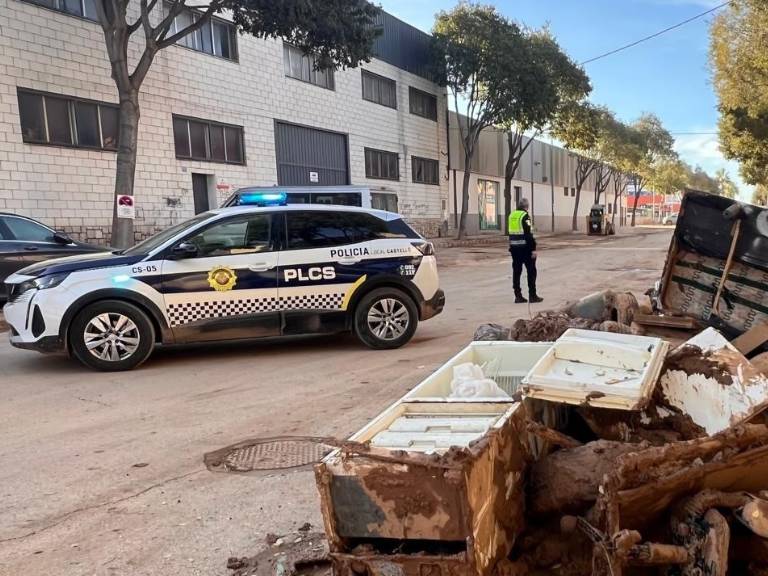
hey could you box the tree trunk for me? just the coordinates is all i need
[503,176,512,235]
[630,190,639,227]
[457,155,472,240]
[572,183,582,231]
[111,90,141,248]
[503,132,523,235]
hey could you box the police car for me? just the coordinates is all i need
[3,194,444,371]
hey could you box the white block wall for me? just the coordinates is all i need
[448,169,628,235]
[0,0,450,243]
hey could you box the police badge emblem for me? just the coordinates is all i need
[207,266,237,291]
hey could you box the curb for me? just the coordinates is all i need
[433,236,507,249]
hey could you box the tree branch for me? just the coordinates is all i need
[157,1,219,48]
[155,0,190,43]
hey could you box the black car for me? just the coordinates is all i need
[0,213,102,300]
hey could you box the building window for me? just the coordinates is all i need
[371,192,398,213]
[409,87,437,121]
[478,179,500,230]
[412,156,439,185]
[21,0,98,20]
[564,187,569,197]
[362,70,397,109]
[282,43,335,90]
[608,203,613,214]
[364,148,399,181]
[172,115,244,164]
[168,4,237,61]
[571,187,576,197]
[17,89,118,150]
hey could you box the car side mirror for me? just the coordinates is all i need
[171,242,198,259]
[53,232,72,245]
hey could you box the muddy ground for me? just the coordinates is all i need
[0,228,672,576]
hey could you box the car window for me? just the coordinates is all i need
[2,216,53,242]
[286,211,393,250]
[187,214,271,257]
[123,212,213,256]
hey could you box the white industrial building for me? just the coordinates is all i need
[0,0,625,242]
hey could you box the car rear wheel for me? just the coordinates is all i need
[70,300,155,371]
[353,287,418,349]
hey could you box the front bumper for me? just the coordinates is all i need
[420,289,445,321]
[3,290,65,353]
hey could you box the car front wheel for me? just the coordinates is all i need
[69,300,155,371]
[353,287,418,349]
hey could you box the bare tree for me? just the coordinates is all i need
[94,0,379,247]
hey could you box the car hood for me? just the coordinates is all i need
[17,251,147,278]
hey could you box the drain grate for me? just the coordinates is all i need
[205,437,334,473]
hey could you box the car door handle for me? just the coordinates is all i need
[248,263,275,272]
[23,246,39,251]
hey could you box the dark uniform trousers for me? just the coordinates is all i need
[511,248,537,297]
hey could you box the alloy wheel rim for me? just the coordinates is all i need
[84,313,140,362]
[367,298,409,341]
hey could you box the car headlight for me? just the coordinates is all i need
[16,272,69,295]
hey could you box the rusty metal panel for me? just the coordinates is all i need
[326,459,468,541]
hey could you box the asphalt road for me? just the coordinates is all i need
[0,228,672,576]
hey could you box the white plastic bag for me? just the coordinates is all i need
[449,362,510,399]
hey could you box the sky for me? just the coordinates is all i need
[378,0,750,199]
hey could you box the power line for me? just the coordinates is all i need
[669,131,719,135]
[580,1,731,65]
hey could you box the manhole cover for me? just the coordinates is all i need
[204,437,334,473]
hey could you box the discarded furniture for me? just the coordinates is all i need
[660,327,768,435]
[522,329,669,410]
[315,342,551,576]
[402,341,551,402]
[659,190,768,337]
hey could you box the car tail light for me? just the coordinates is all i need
[411,241,435,256]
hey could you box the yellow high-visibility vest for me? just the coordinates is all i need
[508,210,527,234]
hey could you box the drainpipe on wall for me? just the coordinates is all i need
[446,105,458,229]
[549,141,555,233]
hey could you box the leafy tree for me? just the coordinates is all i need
[95,0,379,247]
[650,159,688,217]
[433,3,514,239]
[685,164,720,194]
[711,0,768,187]
[494,28,590,232]
[551,101,610,230]
[626,113,675,226]
[715,168,739,199]
[753,184,768,206]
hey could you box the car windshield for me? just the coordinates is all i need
[121,212,214,256]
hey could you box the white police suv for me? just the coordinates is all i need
[3,196,444,371]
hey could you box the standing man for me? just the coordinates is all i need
[508,198,543,304]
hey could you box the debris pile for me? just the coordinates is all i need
[473,289,647,343]
[301,313,768,576]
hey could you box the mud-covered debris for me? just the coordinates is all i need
[664,344,734,386]
[563,290,639,326]
[227,532,330,576]
[474,323,510,341]
[528,440,647,516]
[510,312,574,342]
[298,522,312,533]
[265,533,279,545]
[227,557,250,570]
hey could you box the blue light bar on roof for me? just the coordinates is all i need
[238,191,288,206]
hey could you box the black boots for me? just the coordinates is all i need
[529,294,544,303]
[514,294,528,303]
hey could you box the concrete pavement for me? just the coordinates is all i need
[0,228,672,576]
